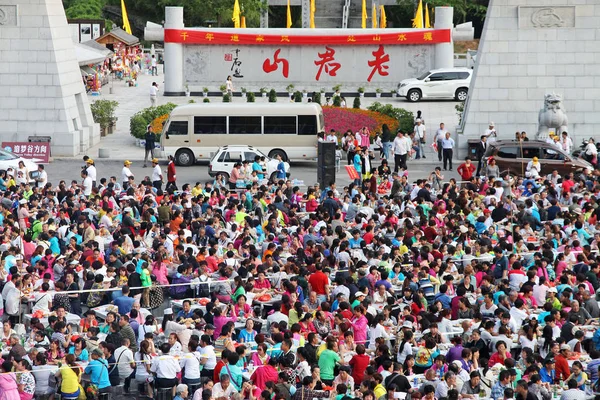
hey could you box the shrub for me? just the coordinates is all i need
[293,91,303,103]
[247,92,256,102]
[313,92,322,105]
[90,99,118,130]
[323,106,399,137]
[353,97,361,109]
[332,96,342,107]
[268,89,277,103]
[188,99,196,104]
[219,84,227,92]
[203,98,210,103]
[130,102,177,139]
[223,94,231,102]
[367,102,415,133]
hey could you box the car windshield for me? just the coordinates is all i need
[0,149,19,161]
[417,71,431,80]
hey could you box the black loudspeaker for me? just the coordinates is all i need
[317,141,336,187]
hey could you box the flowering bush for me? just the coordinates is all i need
[323,106,399,138]
[129,102,178,139]
[150,114,170,135]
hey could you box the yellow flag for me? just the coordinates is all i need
[310,0,316,28]
[287,0,292,28]
[412,0,424,28]
[361,0,367,29]
[241,16,246,28]
[371,4,377,28]
[121,0,132,35]
[232,0,241,28]
[379,5,386,29]
[425,4,431,28]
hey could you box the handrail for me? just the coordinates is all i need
[342,0,351,28]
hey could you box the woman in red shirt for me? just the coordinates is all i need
[349,344,371,384]
[488,340,512,367]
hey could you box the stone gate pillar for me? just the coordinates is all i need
[164,7,184,95]
[434,6,454,69]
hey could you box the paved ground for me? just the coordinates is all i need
[73,66,462,163]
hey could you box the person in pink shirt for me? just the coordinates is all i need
[212,306,236,339]
[151,255,169,285]
[347,305,368,346]
[253,272,271,291]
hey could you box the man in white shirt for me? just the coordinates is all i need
[392,131,411,172]
[212,374,238,398]
[414,119,426,159]
[80,169,92,197]
[114,338,136,392]
[121,160,134,190]
[150,343,181,393]
[198,334,217,377]
[267,303,289,329]
[561,131,573,154]
[325,129,337,144]
[150,82,159,106]
[85,159,97,187]
[151,55,158,76]
[484,122,497,143]
[35,165,48,188]
[441,132,455,171]
[151,158,163,191]
[434,123,447,162]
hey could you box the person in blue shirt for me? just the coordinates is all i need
[252,156,264,180]
[219,351,243,391]
[275,154,286,180]
[84,348,112,394]
[113,286,135,315]
[348,229,364,249]
[539,358,557,383]
[434,284,452,309]
[177,300,195,320]
[352,147,362,186]
[48,231,61,255]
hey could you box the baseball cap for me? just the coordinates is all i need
[560,344,571,351]
[124,160,132,166]
[152,158,159,163]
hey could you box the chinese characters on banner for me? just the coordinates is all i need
[262,49,290,78]
[2,142,50,164]
[262,45,390,82]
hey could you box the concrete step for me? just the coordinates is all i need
[314,0,345,28]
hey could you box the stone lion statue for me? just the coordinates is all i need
[537,93,568,140]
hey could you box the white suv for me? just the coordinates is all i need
[397,68,472,102]
[208,145,290,182]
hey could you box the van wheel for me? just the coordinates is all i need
[175,149,195,166]
[455,88,468,101]
[407,89,421,102]
[268,149,288,161]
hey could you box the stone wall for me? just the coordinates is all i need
[0,0,99,156]
[460,0,600,151]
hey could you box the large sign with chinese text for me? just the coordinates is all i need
[2,142,50,164]
[165,29,451,46]
[172,28,448,89]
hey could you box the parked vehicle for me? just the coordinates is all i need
[208,145,290,182]
[484,140,592,177]
[161,103,323,166]
[397,68,472,102]
[0,148,40,182]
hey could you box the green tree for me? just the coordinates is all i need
[394,0,487,32]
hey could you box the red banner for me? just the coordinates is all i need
[2,142,50,164]
[164,29,451,46]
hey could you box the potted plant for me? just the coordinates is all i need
[203,98,211,103]
[313,91,322,105]
[268,89,277,103]
[353,97,361,109]
[332,84,342,93]
[260,87,268,98]
[219,84,227,95]
[286,84,295,93]
[320,87,326,93]
[375,88,382,98]
[247,92,256,102]
[241,87,247,98]
[357,87,365,98]
[391,89,397,98]
[293,91,303,103]
[91,99,119,137]
[184,83,190,97]
[202,87,209,98]
[223,93,231,103]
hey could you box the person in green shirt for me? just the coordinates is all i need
[318,340,342,385]
[232,276,246,302]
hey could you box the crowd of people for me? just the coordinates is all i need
[0,123,598,400]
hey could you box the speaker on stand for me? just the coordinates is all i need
[317,141,336,188]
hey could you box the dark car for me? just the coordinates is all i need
[485,140,592,177]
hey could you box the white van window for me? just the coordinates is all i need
[298,115,318,135]
[264,116,296,134]
[165,121,188,135]
[229,116,261,134]
[194,116,226,134]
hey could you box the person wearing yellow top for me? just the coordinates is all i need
[373,373,387,399]
[56,354,82,399]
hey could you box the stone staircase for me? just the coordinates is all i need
[314,0,345,28]
[347,0,366,28]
